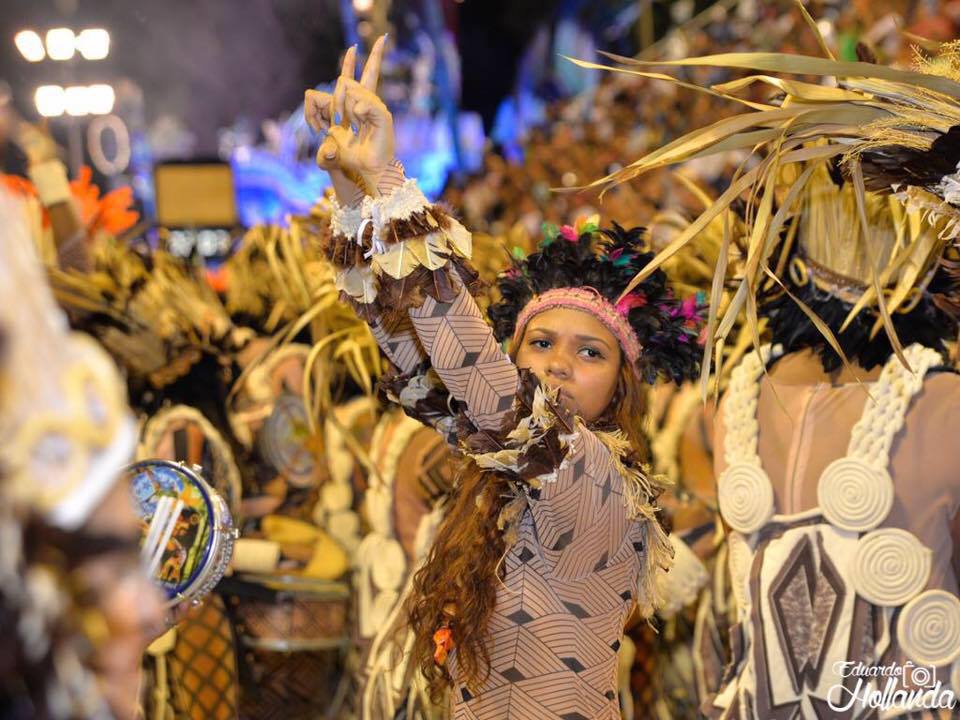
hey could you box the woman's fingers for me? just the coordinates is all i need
[312,39,393,182]
[304,89,333,132]
[334,45,357,126]
[359,35,387,91]
[342,78,390,129]
[341,44,357,80]
[316,132,341,170]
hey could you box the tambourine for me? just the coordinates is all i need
[124,459,238,606]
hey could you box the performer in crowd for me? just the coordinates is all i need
[587,34,960,718]
[0,117,100,271]
[304,37,704,719]
[0,188,166,719]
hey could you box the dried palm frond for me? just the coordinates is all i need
[565,8,960,378]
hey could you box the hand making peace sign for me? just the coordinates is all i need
[304,35,394,202]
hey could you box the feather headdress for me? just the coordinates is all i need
[489,220,705,385]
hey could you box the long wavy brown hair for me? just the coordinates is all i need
[404,350,649,701]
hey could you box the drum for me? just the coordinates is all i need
[231,573,351,652]
[229,573,352,719]
[143,594,241,720]
[125,459,237,606]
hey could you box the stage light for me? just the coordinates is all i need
[353,0,373,12]
[87,84,115,114]
[35,85,66,117]
[45,27,76,60]
[15,30,45,62]
[76,28,110,60]
[65,85,90,116]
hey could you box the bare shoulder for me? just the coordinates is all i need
[917,368,960,399]
[910,368,960,436]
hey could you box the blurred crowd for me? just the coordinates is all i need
[443,0,960,240]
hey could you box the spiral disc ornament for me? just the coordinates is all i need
[850,529,931,606]
[897,590,960,667]
[717,462,775,534]
[817,457,894,532]
[259,393,318,488]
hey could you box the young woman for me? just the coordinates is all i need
[305,37,703,719]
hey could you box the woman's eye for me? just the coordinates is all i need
[580,347,604,360]
[530,339,551,349]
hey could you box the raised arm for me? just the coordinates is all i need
[327,157,519,432]
[16,121,91,272]
[312,38,520,432]
[407,270,519,430]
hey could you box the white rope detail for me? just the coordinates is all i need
[847,344,943,469]
[722,345,782,467]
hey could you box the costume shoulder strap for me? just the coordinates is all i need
[846,344,944,470]
[721,345,782,468]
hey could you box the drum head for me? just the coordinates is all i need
[259,392,318,488]
[125,460,216,601]
[230,344,323,489]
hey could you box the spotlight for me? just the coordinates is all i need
[87,84,115,114]
[65,85,90,116]
[45,27,76,61]
[76,28,110,60]
[14,30,45,62]
[35,85,66,117]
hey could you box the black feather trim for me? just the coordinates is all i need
[760,253,955,371]
[858,124,960,194]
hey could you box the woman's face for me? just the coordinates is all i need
[515,307,622,423]
[80,480,167,720]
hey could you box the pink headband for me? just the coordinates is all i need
[512,287,642,364]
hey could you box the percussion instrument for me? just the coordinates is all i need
[143,595,241,720]
[229,573,352,719]
[125,459,237,606]
[232,572,351,652]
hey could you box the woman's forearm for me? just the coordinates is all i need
[326,172,519,431]
[406,271,518,431]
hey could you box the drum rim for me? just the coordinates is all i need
[234,572,351,598]
[190,491,235,602]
